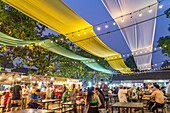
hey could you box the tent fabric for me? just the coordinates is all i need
[0,32,115,74]
[2,0,131,73]
[0,32,41,46]
[102,0,157,70]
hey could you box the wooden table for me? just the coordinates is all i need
[38,99,59,109]
[62,101,85,113]
[10,109,55,113]
[130,97,150,102]
[112,102,144,113]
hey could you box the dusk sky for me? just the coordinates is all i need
[44,0,170,68]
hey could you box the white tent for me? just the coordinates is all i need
[102,0,158,70]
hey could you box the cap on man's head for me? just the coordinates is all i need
[119,84,123,88]
[154,84,160,89]
[100,79,104,81]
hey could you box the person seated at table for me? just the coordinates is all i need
[161,86,166,96]
[78,89,84,100]
[31,83,38,94]
[85,87,101,113]
[62,89,70,103]
[95,88,105,108]
[26,89,42,109]
[143,84,164,112]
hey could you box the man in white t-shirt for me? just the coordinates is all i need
[118,84,132,102]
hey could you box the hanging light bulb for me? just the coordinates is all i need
[9,77,12,81]
[51,41,53,43]
[139,11,142,17]
[105,25,108,28]
[97,27,101,31]
[16,46,17,47]
[164,45,167,48]
[91,29,93,32]
[148,7,152,13]
[159,5,163,9]
[78,33,80,36]
[113,22,116,25]
[121,17,124,22]
[61,38,63,41]
[84,31,86,34]
[55,40,58,42]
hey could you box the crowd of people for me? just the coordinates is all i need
[0,79,169,113]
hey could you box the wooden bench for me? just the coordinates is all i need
[62,108,74,113]
[51,106,62,110]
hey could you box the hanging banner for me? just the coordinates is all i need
[102,0,158,70]
[0,31,115,74]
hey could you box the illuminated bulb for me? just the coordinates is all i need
[9,77,12,81]
[105,25,108,28]
[27,45,29,47]
[17,78,21,81]
[164,45,167,48]
[139,12,142,17]
[16,46,17,47]
[61,38,63,41]
[0,76,2,79]
[159,5,163,9]
[159,47,162,48]
[148,8,152,13]
[155,64,157,66]
[154,48,157,50]
[84,32,86,34]
[51,41,53,43]
[39,43,41,46]
[113,22,116,25]
[121,18,124,22]
[91,30,93,32]
[123,55,125,57]
[78,33,80,36]
[97,27,101,31]
[55,40,58,42]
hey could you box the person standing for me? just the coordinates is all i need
[144,84,164,112]
[62,89,70,103]
[118,84,131,102]
[46,84,51,99]
[85,87,101,113]
[95,82,99,89]
[11,81,22,111]
[6,85,13,112]
[22,83,29,109]
[100,79,109,109]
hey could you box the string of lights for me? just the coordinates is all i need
[65,0,165,35]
